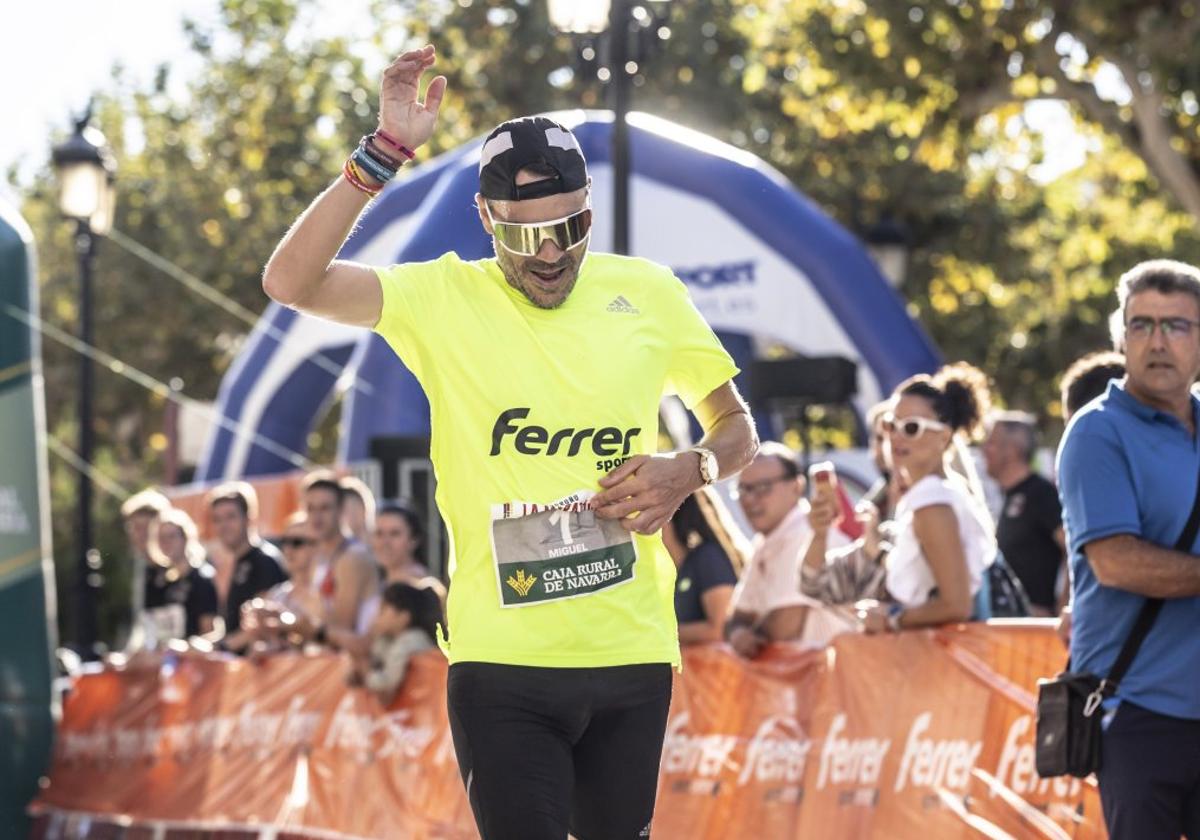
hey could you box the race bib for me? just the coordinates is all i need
[490,490,638,607]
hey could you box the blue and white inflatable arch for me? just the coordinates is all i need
[197,111,940,481]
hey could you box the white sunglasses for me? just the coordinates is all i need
[881,413,948,439]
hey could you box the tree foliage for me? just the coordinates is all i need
[13,0,1200,645]
[19,0,380,646]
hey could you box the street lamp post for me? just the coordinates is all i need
[609,0,631,255]
[52,106,115,656]
[549,0,671,256]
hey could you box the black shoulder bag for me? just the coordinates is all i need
[1035,461,1200,779]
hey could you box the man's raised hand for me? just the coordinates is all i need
[378,45,447,152]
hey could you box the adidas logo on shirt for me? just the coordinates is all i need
[606,295,639,314]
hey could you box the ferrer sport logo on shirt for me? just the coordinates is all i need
[490,407,641,473]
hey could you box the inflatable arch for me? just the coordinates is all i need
[197,112,940,480]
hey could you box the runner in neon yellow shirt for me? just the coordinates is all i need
[263,45,758,840]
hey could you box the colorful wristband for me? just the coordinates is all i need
[342,160,381,196]
[373,128,416,160]
[351,144,397,184]
[359,135,404,170]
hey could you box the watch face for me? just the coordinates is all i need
[700,450,718,482]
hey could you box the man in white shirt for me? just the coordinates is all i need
[725,442,849,656]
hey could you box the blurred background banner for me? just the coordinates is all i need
[29,625,1103,840]
[0,199,58,839]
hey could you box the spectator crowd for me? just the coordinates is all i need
[109,314,1140,722]
[114,351,1117,677]
[117,471,443,706]
[113,349,1126,674]
[106,258,1200,840]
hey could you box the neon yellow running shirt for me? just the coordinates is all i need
[373,251,738,668]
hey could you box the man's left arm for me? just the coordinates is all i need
[593,381,758,535]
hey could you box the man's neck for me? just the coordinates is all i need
[224,537,253,560]
[384,555,415,571]
[995,462,1033,492]
[317,532,346,557]
[763,501,805,538]
[1126,380,1195,434]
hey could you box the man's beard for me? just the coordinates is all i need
[495,243,586,309]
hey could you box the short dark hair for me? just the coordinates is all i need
[207,481,256,520]
[1060,351,1126,420]
[120,488,170,519]
[755,441,800,479]
[988,410,1038,464]
[302,469,344,505]
[381,581,442,643]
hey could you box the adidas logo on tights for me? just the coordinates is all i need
[606,295,639,314]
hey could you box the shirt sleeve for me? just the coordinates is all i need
[902,476,957,513]
[365,632,432,694]
[1057,423,1141,554]
[800,542,888,604]
[372,255,458,381]
[660,273,740,409]
[1032,478,1064,533]
[191,576,219,620]
[255,551,289,592]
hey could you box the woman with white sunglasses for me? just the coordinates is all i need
[803,362,997,633]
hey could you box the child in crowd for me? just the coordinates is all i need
[360,582,441,706]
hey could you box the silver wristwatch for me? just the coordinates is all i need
[691,446,719,486]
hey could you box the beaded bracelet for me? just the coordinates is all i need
[373,128,416,160]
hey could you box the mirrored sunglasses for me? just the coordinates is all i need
[881,413,948,439]
[486,204,592,256]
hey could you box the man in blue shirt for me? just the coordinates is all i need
[1058,259,1200,840]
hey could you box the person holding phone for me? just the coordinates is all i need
[805,363,997,633]
[724,442,850,656]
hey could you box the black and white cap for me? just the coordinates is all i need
[478,116,588,201]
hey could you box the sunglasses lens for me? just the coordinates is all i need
[902,421,922,437]
[493,208,592,255]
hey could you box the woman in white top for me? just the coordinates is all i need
[804,363,997,633]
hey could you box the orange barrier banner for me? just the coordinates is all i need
[30,622,1104,839]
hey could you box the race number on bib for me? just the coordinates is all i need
[490,491,638,607]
